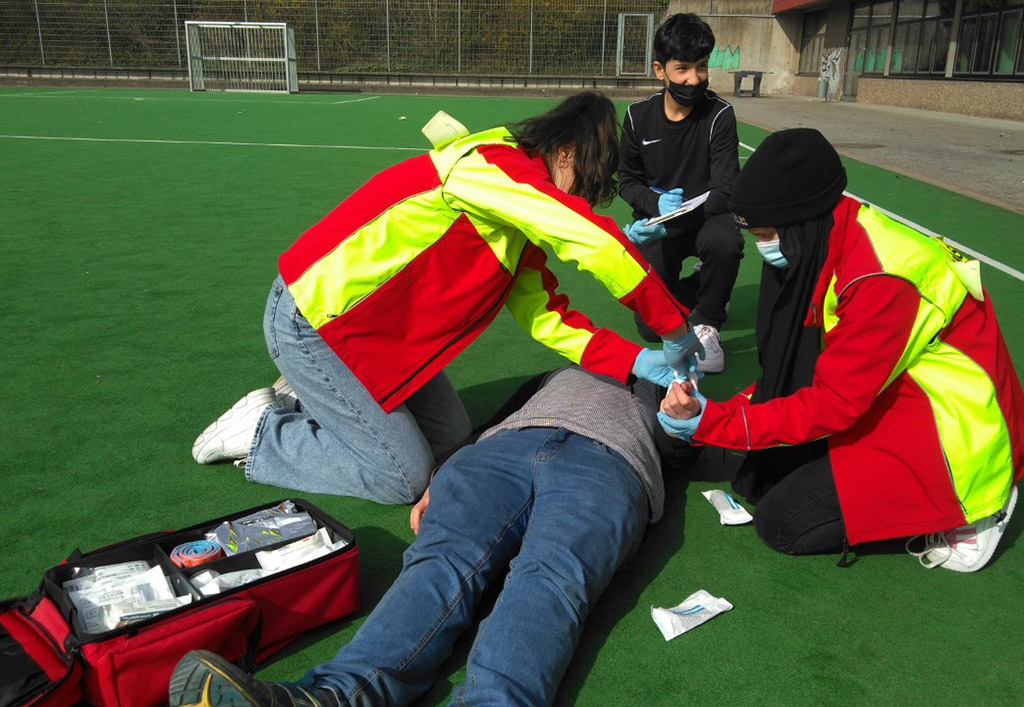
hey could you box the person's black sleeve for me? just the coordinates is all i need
[704,106,741,216]
[618,110,660,218]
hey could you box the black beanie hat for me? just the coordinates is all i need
[729,128,847,228]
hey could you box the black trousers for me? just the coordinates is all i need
[736,445,846,555]
[634,212,743,340]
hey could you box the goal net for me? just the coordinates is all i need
[185,21,298,93]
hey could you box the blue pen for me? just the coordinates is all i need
[649,186,670,195]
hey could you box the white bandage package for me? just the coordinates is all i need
[651,589,733,641]
[701,489,753,525]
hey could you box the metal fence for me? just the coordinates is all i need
[0,1,668,77]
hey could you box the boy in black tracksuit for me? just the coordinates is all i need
[619,13,743,373]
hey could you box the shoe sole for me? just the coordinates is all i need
[943,485,1018,573]
[168,650,262,707]
[192,390,274,464]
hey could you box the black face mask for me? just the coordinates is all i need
[666,79,709,107]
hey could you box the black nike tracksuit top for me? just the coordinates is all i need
[618,89,740,233]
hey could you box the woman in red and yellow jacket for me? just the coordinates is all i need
[661,128,1024,572]
[192,93,696,504]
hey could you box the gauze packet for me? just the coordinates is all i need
[651,589,733,641]
[701,489,753,525]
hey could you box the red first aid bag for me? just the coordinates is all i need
[0,499,359,707]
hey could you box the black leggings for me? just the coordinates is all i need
[743,451,846,555]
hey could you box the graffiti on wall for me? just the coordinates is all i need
[820,47,843,101]
[709,46,740,71]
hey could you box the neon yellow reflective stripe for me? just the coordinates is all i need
[855,206,966,319]
[507,267,593,363]
[429,126,512,181]
[290,188,455,329]
[877,297,948,390]
[822,272,839,330]
[462,212,529,273]
[444,151,648,299]
[907,339,1013,522]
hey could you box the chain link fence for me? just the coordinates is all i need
[0,1,668,77]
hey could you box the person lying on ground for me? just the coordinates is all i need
[169,366,696,707]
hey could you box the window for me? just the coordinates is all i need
[955,1,1024,77]
[851,1,895,75]
[799,10,828,75]
[894,0,955,74]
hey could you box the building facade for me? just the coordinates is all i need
[676,0,1024,120]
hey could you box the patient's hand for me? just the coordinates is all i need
[410,486,431,535]
[661,380,702,419]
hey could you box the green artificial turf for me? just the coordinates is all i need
[1,88,1022,706]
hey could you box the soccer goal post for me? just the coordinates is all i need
[185,21,298,93]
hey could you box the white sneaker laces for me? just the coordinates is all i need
[906,525,977,568]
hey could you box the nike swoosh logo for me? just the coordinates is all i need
[642,139,662,146]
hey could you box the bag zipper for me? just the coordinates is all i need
[9,604,80,705]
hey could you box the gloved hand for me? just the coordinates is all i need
[657,384,707,442]
[658,187,685,216]
[623,219,668,245]
[662,331,706,377]
[633,348,676,388]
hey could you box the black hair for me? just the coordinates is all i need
[507,91,619,207]
[654,13,716,65]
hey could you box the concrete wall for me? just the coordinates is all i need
[858,78,1024,122]
[668,0,806,96]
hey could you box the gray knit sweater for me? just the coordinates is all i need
[479,367,678,523]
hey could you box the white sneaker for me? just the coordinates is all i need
[694,324,725,373]
[272,374,299,412]
[192,388,275,464]
[907,486,1018,572]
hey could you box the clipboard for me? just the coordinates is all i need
[645,190,711,226]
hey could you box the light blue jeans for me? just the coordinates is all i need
[246,277,472,504]
[302,427,648,706]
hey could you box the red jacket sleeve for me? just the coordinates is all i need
[694,276,921,449]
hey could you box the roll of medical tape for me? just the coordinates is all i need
[170,540,224,568]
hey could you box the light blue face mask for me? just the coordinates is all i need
[756,239,789,268]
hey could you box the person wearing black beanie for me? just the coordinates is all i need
[730,127,846,229]
[656,127,1024,573]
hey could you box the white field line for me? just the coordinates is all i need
[0,134,422,152]
[0,92,382,106]
[738,140,1024,284]
[0,89,94,98]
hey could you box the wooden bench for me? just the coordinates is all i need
[731,70,764,98]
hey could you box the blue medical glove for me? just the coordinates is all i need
[657,387,707,442]
[623,219,668,245]
[657,187,685,216]
[633,348,676,388]
[662,331,706,377]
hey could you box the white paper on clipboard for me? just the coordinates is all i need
[646,190,711,226]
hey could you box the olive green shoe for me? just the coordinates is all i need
[168,650,341,707]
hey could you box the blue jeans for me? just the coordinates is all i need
[303,427,648,706]
[246,277,471,504]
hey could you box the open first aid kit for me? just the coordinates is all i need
[0,499,359,707]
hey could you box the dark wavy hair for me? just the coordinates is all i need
[654,13,716,65]
[507,91,619,207]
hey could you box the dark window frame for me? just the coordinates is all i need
[798,9,829,75]
[955,1,1024,77]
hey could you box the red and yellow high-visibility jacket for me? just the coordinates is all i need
[279,127,688,412]
[695,197,1024,545]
